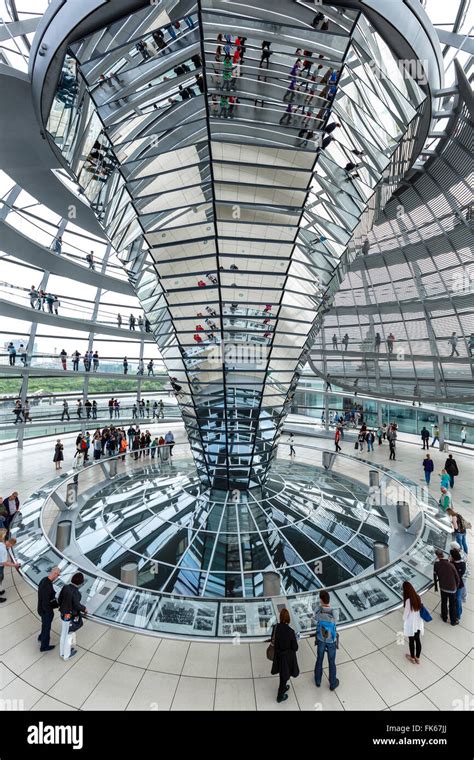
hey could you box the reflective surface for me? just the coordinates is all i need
[46,0,426,489]
[11,443,451,638]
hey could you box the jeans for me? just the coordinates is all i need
[314,641,337,688]
[424,472,431,485]
[449,474,455,488]
[440,590,457,624]
[455,588,463,620]
[455,532,468,554]
[367,441,373,451]
[39,611,54,650]
[59,618,74,659]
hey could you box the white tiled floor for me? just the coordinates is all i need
[1,436,472,711]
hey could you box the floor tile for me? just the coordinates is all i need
[48,651,113,708]
[332,661,387,711]
[117,634,161,669]
[214,678,256,710]
[391,693,439,711]
[81,661,144,711]
[90,628,134,660]
[356,650,419,706]
[182,642,219,678]
[126,671,179,711]
[424,674,472,710]
[217,643,252,678]
[171,676,216,711]
[148,639,189,675]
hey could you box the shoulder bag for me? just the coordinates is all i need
[266,624,276,661]
[420,605,432,623]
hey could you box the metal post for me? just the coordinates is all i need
[396,501,411,528]
[369,470,379,487]
[263,571,281,597]
[438,413,446,451]
[56,520,72,551]
[373,542,390,569]
[121,562,138,586]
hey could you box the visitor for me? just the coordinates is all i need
[0,537,21,603]
[72,350,80,371]
[123,357,128,374]
[147,359,154,376]
[114,399,120,419]
[7,342,16,366]
[440,469,451,490]
[366,429,375,452]
[58,571,87,660]
[431,425,440,447]
[37,567,60,651]
[388,435,396,460]
[137,359,144,375]
[53,440,64,471]
[402,581,424,664]
[77,399,83,419]
[433,549,460,625]
[376,425,383,446]
[314,590,339,690]
[342,333,349,351]
[422,453,434,486]
[332,334,338,349]
[29,286,38,308]
[92,400,97,420]
[449,548,466,622]
[60,400,70,421]
[439,486,452,514]
[165,430,175,456]
[334,427,342,453]
[288,433,296,457]
[448,332,459,357]
[271,607,300,703]
[19,343,28,366]
[129,314,136,331]
[460,426,466,446]
[387,332,395,354]
[2,491,20,529]
[92,351,99,371]
[158,399,164,419]
[53,295,60,315]
[60,349,67,370]
[446,508,469,555]
[374,333,381,352]
[444,454,459,488]
[117,313,122,328]
[420,426,430,449]
[86,252,95,270]
[357,428,366,453]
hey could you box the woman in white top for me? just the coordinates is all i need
[402,581,424,664]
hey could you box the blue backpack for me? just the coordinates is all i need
[316,619,337,645]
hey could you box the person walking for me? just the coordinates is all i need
[431,425,440,448]
[29,286,38,308]
[388,434,396,460]
[60,349,67,370]
[448,332,460,357]
[0,537,21,603]
[438,486,452,513]
[460,426,467,446]
[37,567,60,651]
[420,426,430,449]
[147,359,154,376]
[444,454,459,488]
[376,425,383,446]
[92,351,99,371]
[334,427,342,452]
[357,428,365,453]
[129,314,136,331]
[165,430,175,456]
[314,590,339,690]
[374,332,381,352]
[92,400,97,420]
[60,400,70,421]
[123,356,128,374]
[76,399,83,419]
[402,581,424,664]
[440,469,451,491]
[433,549,460,625]
[53,440,64,471]
[446,508,469,555]
[288,432,296,457]
[271,608,300,703]
[332,334,338,350]
[86,252,95,270]
[158,399,164,418]
[422,453,434,486]
[342,333,349,351]
[58,572,87,660]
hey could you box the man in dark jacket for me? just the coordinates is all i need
[37,567,60,651]
[444,454,459,488]
[433,549,460,625]
[420,427,430,450]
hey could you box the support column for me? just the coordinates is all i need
[438,413,446,451]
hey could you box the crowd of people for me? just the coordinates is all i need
[10,395,168,424]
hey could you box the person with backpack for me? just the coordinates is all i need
[314,590,339,690]
[270,607,299,703]
[402,581,424,664]
[422,453,434,486]
[444,454,459,488]
[446,508,469,554]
